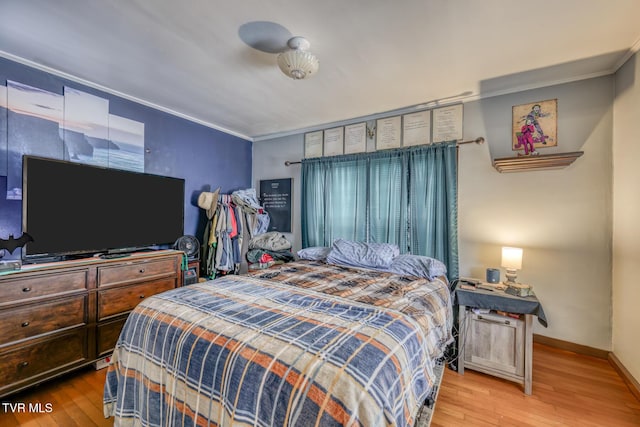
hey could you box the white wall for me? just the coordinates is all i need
[252,134,304,252]
[253,76,615,350]
[459,77,613,349]
[612,52,640,382]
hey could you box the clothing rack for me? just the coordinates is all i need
[201,189,270,279]
[284,137,485,166]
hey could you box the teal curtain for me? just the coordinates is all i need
[301,155,367,246]
[407,143,458,279]
[368,150,407,247]
[325,156,368,244]
[301,141,458,279]
[300,159,328,246]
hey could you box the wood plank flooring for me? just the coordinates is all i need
[0,363,112,427]
[1,343,638,426]
[432,343,640,426]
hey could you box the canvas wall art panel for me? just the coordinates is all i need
[63,87,110,167]
[0,83,7,177]
[6,80,64,199]
[108,114,145,172]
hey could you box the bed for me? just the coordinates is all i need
[103,258,453,427]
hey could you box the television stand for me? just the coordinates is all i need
[99,253,131,260]
[96,247,157,260]
[0,250,184,398]
[22,255,65,265]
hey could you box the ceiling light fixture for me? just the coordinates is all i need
[277,36,319,80]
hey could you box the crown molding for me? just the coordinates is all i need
[0,50,252,142]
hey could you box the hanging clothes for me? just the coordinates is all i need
[199,189,269,279]
[231,189,270,238]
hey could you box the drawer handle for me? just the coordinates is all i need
[477,315,510,325]
[18,361,29,368]
[22,287,31,292]
[21,321,30,327]
[139,268,145,274]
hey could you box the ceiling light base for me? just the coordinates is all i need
[287,36,311,51]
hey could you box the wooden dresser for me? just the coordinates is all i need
[0,250,183,397]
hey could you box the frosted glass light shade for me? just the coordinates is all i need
[277,49,319,80]
[501,247,523,270]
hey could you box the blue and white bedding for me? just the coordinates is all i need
[104,261,453,427]
[298,240,447,281]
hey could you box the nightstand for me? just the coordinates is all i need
[455,284,547,395]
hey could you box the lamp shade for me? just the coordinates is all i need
[501,247,523,270]
[277,36,319,80]
[277,49,319,79]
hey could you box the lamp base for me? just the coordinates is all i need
[503,268,518,284]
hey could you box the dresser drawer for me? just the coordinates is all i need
[0,295,87,347]
[0,329,88,392]
[97,317,128,356]
[0,270,88,306]
[98,257,178,288]
[98,278,176,320]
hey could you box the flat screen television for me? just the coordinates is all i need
[22,156,185,261]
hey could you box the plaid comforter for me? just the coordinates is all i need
[247,261,453,362]
[104,261,452,427]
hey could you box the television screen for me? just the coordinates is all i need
[22,156,184,260]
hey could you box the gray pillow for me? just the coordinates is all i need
[297,246,331,261]
[388,254,447,280]
[326,239,399,269]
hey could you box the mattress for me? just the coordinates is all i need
[104,260,453,427]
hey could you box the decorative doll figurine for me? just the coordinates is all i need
[519,118,537,155]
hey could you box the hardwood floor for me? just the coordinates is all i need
[432,343,640,427]
[0,364,112,427]
[1,343,638,426]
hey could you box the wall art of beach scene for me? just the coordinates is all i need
[3,81,144,200]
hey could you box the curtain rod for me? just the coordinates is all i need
[284,137,484,166]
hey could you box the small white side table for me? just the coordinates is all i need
[456,286,546,395]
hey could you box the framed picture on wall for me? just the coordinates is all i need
[512,99,557,154]
[304,130,323,158]
[323,126,344,156]
[402,110,431,146]
[344,122,367,154]
[376,116,401,150]
[432,104,463,143]
[259,178,292,233]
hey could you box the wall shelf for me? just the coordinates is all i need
[492,151,584,173]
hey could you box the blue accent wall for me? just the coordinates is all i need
[0,56,252,259]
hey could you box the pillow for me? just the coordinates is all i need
[388,254,447,280]
[297,246,331,261]
[326,239,399,269]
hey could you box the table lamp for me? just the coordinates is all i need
[501,246,522,284]
[501,246,533,297]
